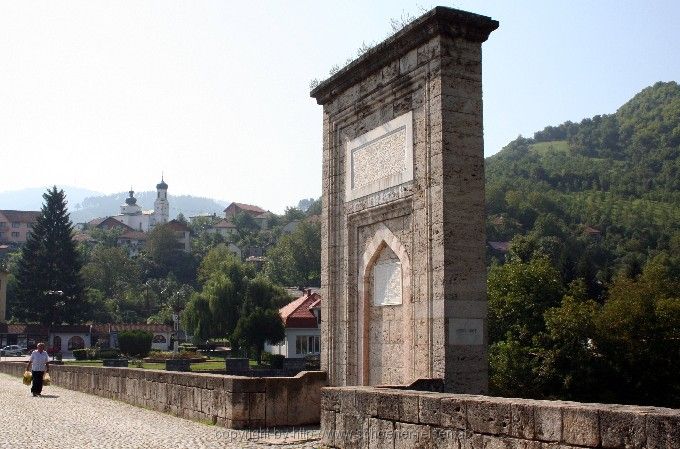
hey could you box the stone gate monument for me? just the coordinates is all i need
[311,7,498,393]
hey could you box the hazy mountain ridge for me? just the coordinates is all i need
[71,191,229,223]
[0,186,103,212]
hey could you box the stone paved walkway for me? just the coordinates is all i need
[0,373,321,449]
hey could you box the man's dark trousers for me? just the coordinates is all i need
[31,371,44,395]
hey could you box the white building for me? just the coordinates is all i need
[115,177,169,232]
[265,289,321,359]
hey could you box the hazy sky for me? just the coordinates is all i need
[1,1,678,213]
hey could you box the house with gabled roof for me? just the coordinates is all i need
[265,289,321,359]
[223,202,266,219]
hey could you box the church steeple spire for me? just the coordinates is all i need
[156,174,168,190]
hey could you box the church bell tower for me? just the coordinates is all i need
[154,176,169,225]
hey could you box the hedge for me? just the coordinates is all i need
[118,330,153,358]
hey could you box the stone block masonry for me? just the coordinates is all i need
[320,386,680,449]
[0,361,326,429]
[311,5,498,392]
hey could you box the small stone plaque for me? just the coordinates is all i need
[449,318,484,345]
[373,260,402,306]
[346,111,413,202]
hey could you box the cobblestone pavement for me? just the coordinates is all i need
[0,373,321,449]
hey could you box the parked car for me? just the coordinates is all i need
[1,345,24,356]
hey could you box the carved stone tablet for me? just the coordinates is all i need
[346,111,413,202]
[449,318,484,345]
[373,260,402,306]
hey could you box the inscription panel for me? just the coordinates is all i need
[352,127,407,190]
[346,111,413,202]
[373,260,402,306]
[449,319,484,345]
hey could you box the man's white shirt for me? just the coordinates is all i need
[30,350,49,371]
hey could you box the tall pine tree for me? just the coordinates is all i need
[15,187,86,325]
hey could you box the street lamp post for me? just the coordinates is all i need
[172,313,179,355]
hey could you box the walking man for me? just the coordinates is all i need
[26,342,49,396]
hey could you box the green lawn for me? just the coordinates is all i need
[189,359,226,371]
[63,357,256,372]
[63,360,104,367]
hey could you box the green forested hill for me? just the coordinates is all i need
[486,81,680,296]
[484,81,680,406]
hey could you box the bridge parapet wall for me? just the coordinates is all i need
[0,361,326,428]
[320,386,679,448]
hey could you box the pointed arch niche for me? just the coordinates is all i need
[357,224,413,385]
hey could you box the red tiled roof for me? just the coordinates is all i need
[224,202,266,214]
[49,325,91,333]
[91,323,172,334]
[93,217,134,231]
[0,210,41,223]
[166,219,190,232]
[4,324,49,335]
[279,291,321,329]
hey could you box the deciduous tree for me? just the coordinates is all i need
[265,221,320,287]
[231,307,285,364]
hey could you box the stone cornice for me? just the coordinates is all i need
[310,6,498,105]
